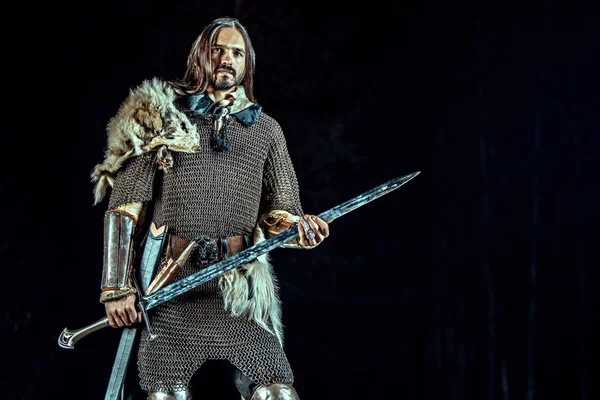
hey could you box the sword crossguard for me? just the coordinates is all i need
[132,275,157,341]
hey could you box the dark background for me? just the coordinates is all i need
[3,0,598,399]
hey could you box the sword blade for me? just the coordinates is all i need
[318,171,420,223]
[143,171,420,311]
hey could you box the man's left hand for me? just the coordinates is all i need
[297,214,329,247]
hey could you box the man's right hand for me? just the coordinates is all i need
[105,294,142,328]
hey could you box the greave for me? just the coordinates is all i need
[147,387,193,400]
[250,383,300,400]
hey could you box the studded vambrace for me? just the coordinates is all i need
[99,208,138,303]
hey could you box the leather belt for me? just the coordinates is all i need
[167,233,251,265]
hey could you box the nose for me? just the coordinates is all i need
[220,50,233,65]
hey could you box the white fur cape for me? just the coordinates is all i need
[91,77,201,206]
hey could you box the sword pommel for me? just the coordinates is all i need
[58,317,111,350]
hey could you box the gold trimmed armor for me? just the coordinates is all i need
[260,210,317,249]
[100,209,137,303]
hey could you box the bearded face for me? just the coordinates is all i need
[212,64,238,90]
[210,27,246,91]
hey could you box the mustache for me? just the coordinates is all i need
[215,66,236,76]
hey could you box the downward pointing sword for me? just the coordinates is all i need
[58,171,420,349]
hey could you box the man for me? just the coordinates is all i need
[91,16,329,400]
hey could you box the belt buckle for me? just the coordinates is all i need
[195,235,219,265]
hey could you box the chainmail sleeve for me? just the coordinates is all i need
[107,152,158,209]
[260,120,304,217]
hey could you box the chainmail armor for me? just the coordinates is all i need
[107,153,157,209]
[137,262,294,392]
[107,99,302,392]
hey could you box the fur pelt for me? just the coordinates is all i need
[91,77,201,205]
[218,209,312,345]
[219,225,285,346]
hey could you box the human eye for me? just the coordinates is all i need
[212,47,222,53]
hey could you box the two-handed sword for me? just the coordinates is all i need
[58,171,420,349]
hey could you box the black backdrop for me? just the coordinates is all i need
[3,1,598,399]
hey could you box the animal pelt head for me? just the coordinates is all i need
[91,77,200,205]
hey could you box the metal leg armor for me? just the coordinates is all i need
[147,387,193,399]
[250,383,300,400]
[228,363,257,400]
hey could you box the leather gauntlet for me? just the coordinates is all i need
[99,209,137,303]
[262,213,297,237]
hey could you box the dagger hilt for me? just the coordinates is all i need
[144,239,198,296]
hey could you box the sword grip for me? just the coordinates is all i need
[58,317,110,350]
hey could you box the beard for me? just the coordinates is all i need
[213,74,235,90]
[212,66,242,90]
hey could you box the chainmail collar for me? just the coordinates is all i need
[182,86,262,126]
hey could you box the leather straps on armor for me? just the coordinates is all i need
[262,214,296,237]
[259,210,313,249]
[167,233,250,264]
[100,209,137,303]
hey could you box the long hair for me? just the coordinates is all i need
[169,17,257,102]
